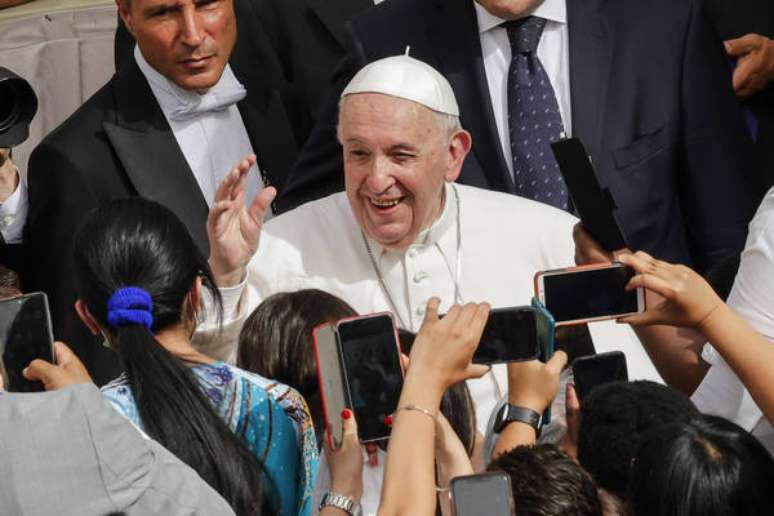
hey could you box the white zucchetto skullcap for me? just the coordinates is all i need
[341,50,460,117]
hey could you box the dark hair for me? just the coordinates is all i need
[577,380,701,497]
[629,415,774,516]
[488,444,602,516]
[237,289,357,442]
[73,198,266,515]
[397,329,477,456]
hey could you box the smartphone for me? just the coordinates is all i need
[337,313,404,443]
[534,263,645,326]
[550,138,628,251]
[450,472,515,516]
[531,298,556,425]
[572,351,629,401]
[0,292,54,392]
[474,307,540,364]
[313,322,350,450]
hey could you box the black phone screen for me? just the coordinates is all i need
[451,473,514,516]
[338,315,403,442]
[0,293,54,392]
[543,265,638,323]
[475,307,539,364]
[572,351,629,401]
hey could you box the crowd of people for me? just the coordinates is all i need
[1,0,774,514]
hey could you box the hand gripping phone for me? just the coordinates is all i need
[534,262,645,326]
[550,138,628,251]
[313,312,404,447]
[0,292,55,392]
[572,351,629,401]
[450,472,515,516]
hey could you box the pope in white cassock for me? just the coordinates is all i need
[195,54,654,433]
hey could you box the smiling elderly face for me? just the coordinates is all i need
[338,93,471,250]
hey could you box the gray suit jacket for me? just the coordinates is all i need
[0,384,235,516]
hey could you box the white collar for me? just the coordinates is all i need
[474,0,567,34]
[365,182,458,259]
[133,45,246,121]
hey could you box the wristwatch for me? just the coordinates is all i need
[493,403,543,436]
[319,492,362,516]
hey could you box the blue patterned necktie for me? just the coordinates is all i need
[505,16,569,211]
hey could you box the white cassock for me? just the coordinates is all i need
[195,182,658,435]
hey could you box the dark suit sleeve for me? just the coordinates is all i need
[25,142,121,385]
[678,0,760,271]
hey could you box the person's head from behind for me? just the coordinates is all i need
[488,443,602,516]
[72,198,266,514]
[337,55,472,251]
[237,289,356,440]
[629,415,774,516]
[577,380,701,498]
[116,0,237,91]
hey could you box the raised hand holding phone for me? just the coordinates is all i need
[323,410,364,506]
[617,251,723,329]
[23,341,93,391]
[207,154,277,287]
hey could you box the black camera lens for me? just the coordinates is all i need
[0,82,20,134]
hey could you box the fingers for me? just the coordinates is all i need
[23,358,58,385]
[423,297,441,324]
[247,185,277,223]
[465,364,491,379]
[342,409,358,438]
[214,155,256,203]
[53,341,74,365]
[573,223,613,265]
[724,34,760,58]
[0,370,4,391]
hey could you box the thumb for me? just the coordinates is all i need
[341,409,358,438]
[53,341,76,365]
[546,350,568,375]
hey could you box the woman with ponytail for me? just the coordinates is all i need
[72,198,318,516]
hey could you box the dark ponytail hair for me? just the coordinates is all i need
[73,198,267,515]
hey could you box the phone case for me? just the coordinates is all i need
[312,322,350,451]
[335,312,405,444]
[450,472,515,516]
[533,262,646,326]
[531,297,555,425]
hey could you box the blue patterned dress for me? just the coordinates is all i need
[102,362,318,516]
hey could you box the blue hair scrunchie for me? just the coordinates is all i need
[107,286,154,330]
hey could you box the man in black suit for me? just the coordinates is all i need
[279,0,759,274]
[25,0,303,383]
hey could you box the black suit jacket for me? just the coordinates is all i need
[25,5,303,383]
[254,0,373,123]
[280,0,759,273]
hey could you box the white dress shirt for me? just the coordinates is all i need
[134,47,268,213]
[474,0,572,181]
[0,165,27,243]
[194,183,656,434]
[692,186,774,453]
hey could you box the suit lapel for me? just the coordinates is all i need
[429,0,515,193]
[307,0,374,47]
[567,0,612,155]
[102,60,210,252]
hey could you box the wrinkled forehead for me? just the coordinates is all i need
[339,93,441,139]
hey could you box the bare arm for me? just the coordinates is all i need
[378,299,490,516]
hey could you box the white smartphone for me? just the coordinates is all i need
[534,262,645,326]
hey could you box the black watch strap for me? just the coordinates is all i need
[494,403,542,435]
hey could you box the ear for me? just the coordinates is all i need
[188,276,203,315]
[116,0,136,37]
[75,299,103,336]
[444,129,472,183]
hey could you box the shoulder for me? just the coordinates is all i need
[456,183,577,229]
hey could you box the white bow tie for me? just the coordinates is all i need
[167,82,247,122]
